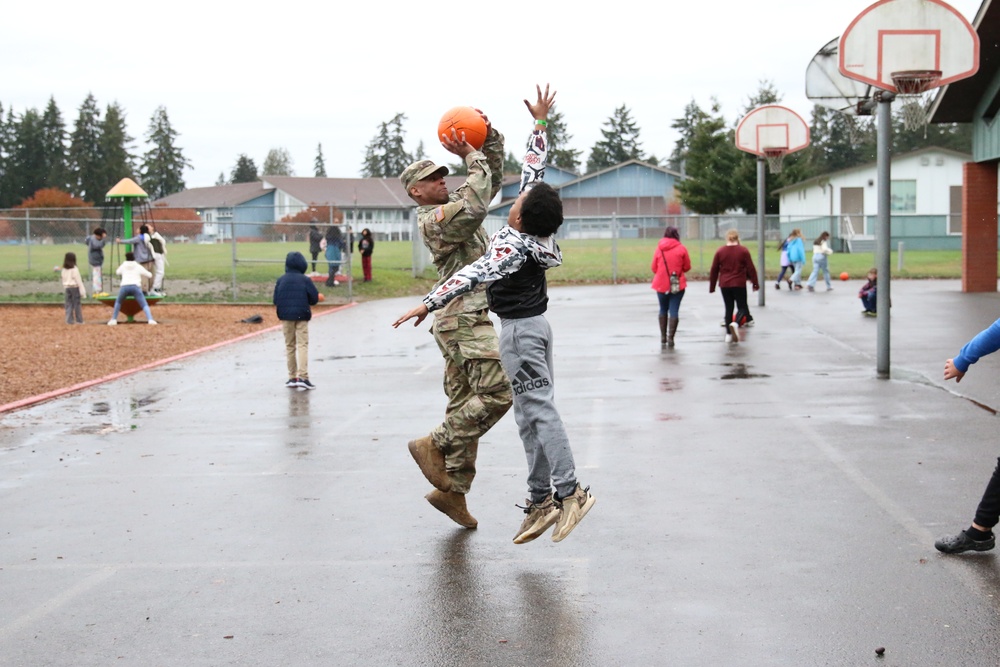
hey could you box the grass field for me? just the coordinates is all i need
[0,238,980,303]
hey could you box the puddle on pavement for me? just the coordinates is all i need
[718,363,770,381]
[659,378,684,392]
[656,413,682,421]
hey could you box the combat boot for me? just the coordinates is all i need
[425,490,478,529]
[408,436,451,492]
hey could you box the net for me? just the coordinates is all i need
[891,70,942,133]
[763,148,786,174]
[844,114,875,146]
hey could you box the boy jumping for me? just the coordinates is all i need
[394,85,595,543]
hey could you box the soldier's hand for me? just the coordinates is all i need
[524,83,557,122]
[441,128,475,159]
[393,304,429,329]
[473,108,491,133]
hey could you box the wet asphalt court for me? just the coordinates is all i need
[4,279,1000,666]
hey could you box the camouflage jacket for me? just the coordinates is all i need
[417,128,504,316]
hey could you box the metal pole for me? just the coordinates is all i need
[611,212,618,284]
[25,209,31,270]
[876,93,894,378]
[231,221,238,301]
[897,241,904,271]
[757,158,766,307]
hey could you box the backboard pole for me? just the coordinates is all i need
[876,94,894,378]
[757,158,766,308]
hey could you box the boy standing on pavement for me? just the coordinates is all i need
[935,317,1000,553]
[395,85,596,544]
[273,251,320,390]
[397,108,513,529]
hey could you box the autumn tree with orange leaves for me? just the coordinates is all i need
[274,204,344,241]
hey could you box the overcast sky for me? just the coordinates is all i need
[2,0,983,189]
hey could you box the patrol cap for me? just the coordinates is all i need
[400,160,449,193]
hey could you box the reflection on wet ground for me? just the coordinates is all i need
[718,362,770,380]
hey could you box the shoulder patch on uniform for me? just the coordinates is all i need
[434,206,445,222]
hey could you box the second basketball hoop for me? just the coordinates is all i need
[734,105,811,174]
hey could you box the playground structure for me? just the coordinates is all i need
[95,178,162,322]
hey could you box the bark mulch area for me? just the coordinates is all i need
[0,303,338,409]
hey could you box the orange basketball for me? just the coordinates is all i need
[840,272,849,281]
[317,292,325,302]
[438,106,487,149]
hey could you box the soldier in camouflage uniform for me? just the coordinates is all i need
[397,116,513,529]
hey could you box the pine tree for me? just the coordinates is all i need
[414,140,427,161]
[9,108,48,204]
[40,97,70,192]
[0,102,9,208]
[140,106,190,199]
[674,100,742,214]
[361,113,412,178]
[546,107,581,173]
[68,93,102,202]
[669,100,710,172]
[314,143,327,177]
[231,154,258,183]
[95,102,135,200]
[586,105,646,172]
[215,172,227,186]
[262,147,294,176]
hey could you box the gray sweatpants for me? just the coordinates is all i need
[498,314,577,502]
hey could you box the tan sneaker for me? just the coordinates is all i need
[513,499,560,544]
[408,436,451,492]
[425,489,477,529]
[551,484,596,543]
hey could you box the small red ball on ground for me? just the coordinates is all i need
[840,272,849,281]
[317,293,325,302]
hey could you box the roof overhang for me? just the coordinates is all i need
[929,0,999,123]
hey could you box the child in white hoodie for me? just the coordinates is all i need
[108,252,157,325]
[57,252,87,324]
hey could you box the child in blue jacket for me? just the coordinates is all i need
[936,317,1000,553]
[273,251,319,389]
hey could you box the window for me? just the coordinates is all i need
[890,180,916,213]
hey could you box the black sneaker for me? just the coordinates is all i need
[298,378,316,390]
[935,530,995,554]
[285,378,299,388]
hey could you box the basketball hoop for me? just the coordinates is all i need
[891,69,942,133]
[763,148,787,174]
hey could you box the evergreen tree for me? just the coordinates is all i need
[40,97,70,192]
[586,105,646,172]
[9,108,48,204]
[140,106,190,199]
[414,140,427,161]
[668,100,710,172]
[674,100,742,214]
[68,93,102,202]
[215,172,227,186]
[361,112,412,178]
[504,150,521,176]
[546,107,582,173]
[314,143,327,177]
[231,154,258,183]
[262,147,294,176]
[0,103,13,208]
[95,102,135,200]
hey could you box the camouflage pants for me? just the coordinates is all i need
[430,310,513,494]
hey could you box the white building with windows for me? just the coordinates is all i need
[774,147,972,251]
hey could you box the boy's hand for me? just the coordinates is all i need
[944,358,965,383]
[393,304,429,328]
[524,83,557,122]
